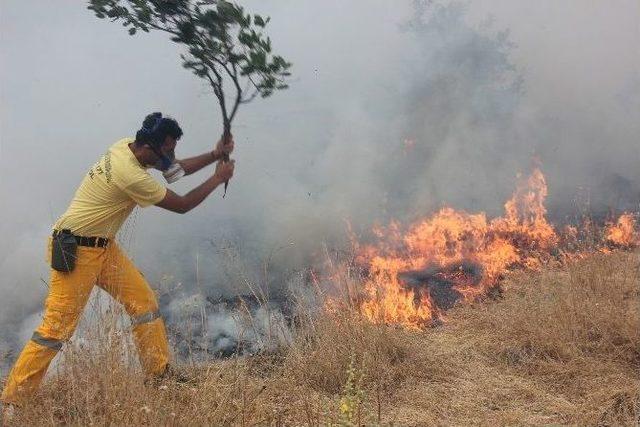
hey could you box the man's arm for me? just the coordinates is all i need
[156,160,235,214]
[178,150,220,176]
[178,135,235,176]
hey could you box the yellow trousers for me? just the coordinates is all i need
[1,240,170,404]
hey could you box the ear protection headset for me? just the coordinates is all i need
[139,113,173,170]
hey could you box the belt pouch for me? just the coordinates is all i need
[51,229,77,272]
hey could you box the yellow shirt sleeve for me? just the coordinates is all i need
[122,173,167,207]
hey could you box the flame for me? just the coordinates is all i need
[492,168,557,250]
[330,165,639,329]
[605,213,637,247]
[351,167,558,328]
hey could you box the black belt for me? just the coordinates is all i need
[52,230,109,248]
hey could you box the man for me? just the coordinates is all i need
[1,112,235,406]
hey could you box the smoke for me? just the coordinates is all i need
[1,0,639,368]
[161,292,291,359]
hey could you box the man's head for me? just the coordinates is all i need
[134,112,183,170]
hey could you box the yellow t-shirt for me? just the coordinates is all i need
[54,138,167,238]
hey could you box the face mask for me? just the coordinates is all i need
[163,161,186,184]
[150,146,184,183]
[154,148,175,170]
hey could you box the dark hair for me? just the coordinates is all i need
[135,112,183,147]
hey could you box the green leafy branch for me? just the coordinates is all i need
[88,0,292,135]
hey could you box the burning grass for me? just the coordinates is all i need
[3,251,638,426]
[338,166,639,329]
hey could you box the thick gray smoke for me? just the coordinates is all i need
[1,1,638,369]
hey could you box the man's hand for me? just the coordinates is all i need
[156,159,237,214]
[214,158,235,183]
[213,134,234,159]
[179,134,235,176]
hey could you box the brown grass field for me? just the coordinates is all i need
[2,251,639,426]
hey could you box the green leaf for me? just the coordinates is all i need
[176,20,196,42]
[253,15,265,27]
[238,31,253,47]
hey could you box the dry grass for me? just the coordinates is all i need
[3,251,639,426]
[389,251,640,426]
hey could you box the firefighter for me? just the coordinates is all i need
[1,112,235,406]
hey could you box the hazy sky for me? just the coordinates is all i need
[1,1,638,361]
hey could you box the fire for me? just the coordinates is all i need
[351,167,559,328]
[329,165,638,329]
[605,213,637,247]
[492,168,557,250]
